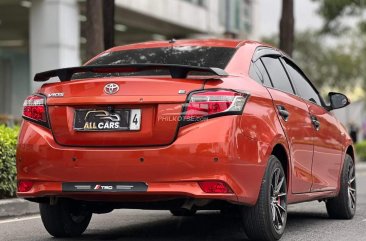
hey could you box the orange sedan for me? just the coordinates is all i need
[16,39,356,241]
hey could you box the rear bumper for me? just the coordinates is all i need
[16,116,267,206]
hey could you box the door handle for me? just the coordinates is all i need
[311,115,320,130]
[277,105,289,121]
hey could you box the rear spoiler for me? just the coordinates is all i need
[34,64,229,82]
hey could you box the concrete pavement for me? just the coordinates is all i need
[0,198,38,219]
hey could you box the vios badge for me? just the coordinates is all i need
[104,83,119,95]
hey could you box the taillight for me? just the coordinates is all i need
[22,94,49,127]
[182,89,249,123]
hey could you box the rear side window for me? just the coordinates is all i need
[249,63,262,84]
[256,60,272,87]
[261,57,294,94]
[284,60,321,105]
[249,61,273,86]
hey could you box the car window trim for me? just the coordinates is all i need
[250,46,280,88]
[249,60,274,87]
[249,62,263,84]
[251,46,330,111]
[281,57,328,110]
[278,58,297,95]
[257,59,274,87]
[260,56,296,95]
[264,85,313,103]
[251,46,282,62]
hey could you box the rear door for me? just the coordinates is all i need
[282,58,344,191]
[257,56,314,193]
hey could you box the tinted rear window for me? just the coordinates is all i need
[74,46,236,79]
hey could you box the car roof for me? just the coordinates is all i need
[108,39,263,52]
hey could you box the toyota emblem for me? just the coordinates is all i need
[104,83,119,95]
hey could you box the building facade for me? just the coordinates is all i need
[0,0,256,120]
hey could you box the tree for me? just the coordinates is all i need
[264,1,366,93]
[280,0,295,56]
[309,0,366,91]
[293,31,363,91]
[312,0,365,34]
[263,31,363,91]
[86,0,104,60]
[103,0,115,50]
[85,0,116,60]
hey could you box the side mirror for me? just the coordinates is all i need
[328,92,350,110]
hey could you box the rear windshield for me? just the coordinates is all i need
[73,46,235,79]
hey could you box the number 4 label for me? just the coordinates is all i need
[129,109,141,130]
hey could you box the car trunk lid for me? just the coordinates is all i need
[41,77,205,147]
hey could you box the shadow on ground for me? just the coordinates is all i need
[38,209,334,241]
[84,212,246,241]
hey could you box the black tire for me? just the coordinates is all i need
[170,208,197,216]
[242,155,287,241]
[40,200,92,238]
[326,154,356,219]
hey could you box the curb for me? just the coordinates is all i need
[0,198,39,219]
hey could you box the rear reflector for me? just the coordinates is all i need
[198,181,233,193]
[22,95,48,127]
[17,181,34,192]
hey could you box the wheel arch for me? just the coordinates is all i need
[346,145,355,162]
[271,143,290,190]
[335,145,355,195]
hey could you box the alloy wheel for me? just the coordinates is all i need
[270,168,287,231]
[347,165,356,210]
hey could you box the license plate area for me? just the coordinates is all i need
[73,108,141,131]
